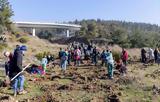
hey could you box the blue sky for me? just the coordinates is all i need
[9,0,160,25]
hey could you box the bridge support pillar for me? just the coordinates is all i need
[32,28,36,36]
[66,30,69,37]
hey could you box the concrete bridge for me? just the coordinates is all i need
[14,22,81,37]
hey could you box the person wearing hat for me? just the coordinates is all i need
[9,46,27,96]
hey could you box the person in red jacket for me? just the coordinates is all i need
[121,48,128,66]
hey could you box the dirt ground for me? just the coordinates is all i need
[0,35,159,102]
[1,61,160,102]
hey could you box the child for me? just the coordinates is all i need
[4,51,13,76]
[41,56,48,74]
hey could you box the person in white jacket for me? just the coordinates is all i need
[148,48,154,62]
[106,51,114,79]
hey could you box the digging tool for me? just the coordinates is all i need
[3,63,31,86]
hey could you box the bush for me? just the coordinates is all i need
[35,51,50,61]
[0,43,8,51]
[18,36,29,43]
[112,50,121,62]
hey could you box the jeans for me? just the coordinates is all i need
[93,56,97,65]
[12,75,25,93]
[74,59,80,66]
[68,58,71,65]
[61,60,67,70]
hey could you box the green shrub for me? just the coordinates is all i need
[112,50,121,62]
[18,36,29,43]
[0,43,8,51]
[35,51,50,61]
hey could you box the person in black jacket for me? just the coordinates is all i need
[9,46,26,96]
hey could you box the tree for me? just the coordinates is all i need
[71,19,160,48]
[87,21,98,37]
[0,0,13,34]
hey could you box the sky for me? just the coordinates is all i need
[9,0,160,25]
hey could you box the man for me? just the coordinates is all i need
[92,47,99,66]
[60,49,68,71]
[59,48,63,59]
[9,46,26,96]
[106,51,114,79]
[101,50,109,66]
[154,48,159,63]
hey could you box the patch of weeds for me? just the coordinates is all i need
[18,36,30,43]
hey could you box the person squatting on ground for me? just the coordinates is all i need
[105,50,114,79]
[116,59,127,76]
[121,48,128,66]
[9,45,26,96]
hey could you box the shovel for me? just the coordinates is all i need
[4,63,31,86]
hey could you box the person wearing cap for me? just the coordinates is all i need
[9,46,26,96]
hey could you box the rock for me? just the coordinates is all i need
[108,94,120,102]
[0,95,16,102]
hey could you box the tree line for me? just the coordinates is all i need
[70,19,160,48]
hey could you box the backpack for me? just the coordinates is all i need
[61,52,68,61]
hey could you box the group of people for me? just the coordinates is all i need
[4,45,27,96]
[58,42,129,79]
[3,42,130,97]
[141,48,160,65]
